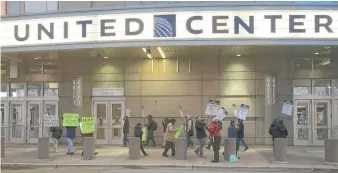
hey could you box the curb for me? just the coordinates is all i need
[2,163,338,171]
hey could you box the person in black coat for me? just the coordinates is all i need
[236,119,249,153]
[269,118,288,154]
[51,126,63,152]
[194,116,207,157]
[123,116,130,147]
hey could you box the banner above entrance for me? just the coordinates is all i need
[1,10,337,47]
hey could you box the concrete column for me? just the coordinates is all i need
[264,106,273,145]
[175,137,187,160]
[128,137,140,160]
[1,136,5,158]
[224,138,236,161]
[324,139,338,163]
[83,137,95,160]
[273,138,287,163]
[38,137,49,159]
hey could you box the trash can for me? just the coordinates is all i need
[325,139,338,163]
[128,137,140,160]
[273,138,287,163]
[175,137,187,160]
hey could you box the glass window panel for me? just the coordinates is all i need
[43,60,58,74]
[8,1,20,15]
[313,58,331,70]
[46,1,58,11]
[333,80,338,96]
[313,80,331,96]
[294,59,312,70]
[96,104,107,140]
[294,80,311,96]
[44,82,58,96]
[10,83,25,97]
[11,104,23,138]
[1,104,5,125]
[1,83,8,97]
[27,83,42,97]
[28,103,40,138]
[1,60,8,75]
[296,102,309,125]
[25,1,47,13]
[112,104,121,139]
[27,58,43,74]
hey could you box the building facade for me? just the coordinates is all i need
[1,1,338,146]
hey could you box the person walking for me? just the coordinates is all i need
[145,115,157,147]
[185,115,195,148]
[236,119,249,153]
[161,117,170,148]
[207,117,222,163]
[134,123,149,156]
[162,118,177,157]
[65,126,76,155]
[50,126,63,152]
[269,118,288,154]
[194,116,207,157]
[123,116,130,147]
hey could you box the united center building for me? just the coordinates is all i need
[1,1,338,146]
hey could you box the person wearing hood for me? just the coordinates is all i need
[123,116,130,147]
[194,116,207,157]
[50,126,63,152]
[207,117,222,163]
[145,115,157,147]
[269,118,288,154]
[134,123,149,156]
[185,115,195,148]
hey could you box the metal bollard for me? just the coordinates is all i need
[224,138,236,161]
[38,137,50,159]
[128,137,140,160]
[175,137,187,160]
[83,137,95,160]
[1,136,5,158]
[273,138,287,163]
[324,139,338,163]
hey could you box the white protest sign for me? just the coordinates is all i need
[205,100,220,116]
[43,115,59,127]
[282,102,293,116]
[216,107,228,121]
[238,104,249,120]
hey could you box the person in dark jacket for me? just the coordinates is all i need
[161,118,170,148]
[123,116,130,147]
[146,115,157,147]
[135,123,148,156]
[194,116,207,157]
[269,118,288,154]
[185,115,195,148]
[66,127,76,155]
[51,126,63,152]
[207,117,222,163]
[236,119,249,154]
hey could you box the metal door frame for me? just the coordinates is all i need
[312,100,331,145]
[9,101,26,143]
[293,100,312,145]
[93,101,109,144]
[109,100,125,145]
[26,101,43,143]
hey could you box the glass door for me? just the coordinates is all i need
[27,101,42,143]
[110,102,124,145]
[293,100,312,145]
[333,100,338,140]
[313,100,331,145]
[1,102,9,142]
[10,102,25,143]
[94,101,109,144]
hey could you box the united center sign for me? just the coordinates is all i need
[1,10,337,47]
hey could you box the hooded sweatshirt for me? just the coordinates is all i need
[269,118,288,139]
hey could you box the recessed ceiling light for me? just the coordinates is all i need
[236,54,241,57]
[104,56,108,59]
[157,47,166,59]
[314,52,319,55]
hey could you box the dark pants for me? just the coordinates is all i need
[207,136,213,149]
[140,137,147,155]
[187,135,194,147]
[163,141,175,156]
[123,133,129,146]
[146,130,156,146]
[236,137,248,153]
[212,136,221,162]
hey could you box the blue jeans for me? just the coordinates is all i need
[236,137,248,151]
[66,138,73,153]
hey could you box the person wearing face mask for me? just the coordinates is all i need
[207,117,222,163]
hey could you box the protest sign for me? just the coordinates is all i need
[43,115,59,127]
[63,113,79,127]
[141,127,147,142]
[81,117,95,134]
[216,107,228,121]
[282,102,293,116]
[205,100,220,116]
[238,104,249,120]
[174,125,184,138]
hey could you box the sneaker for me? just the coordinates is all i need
[144,153,149,156]
[162,153,169,157]
[194,150,200,157]
[70,152,75,156]
[95,152,98,155]
[66,152,71,155]
[244,148,249,152]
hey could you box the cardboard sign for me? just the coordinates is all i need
[43,115,59,127]
[238,104,249,120]
[141,127,147,142]
[205,100,220,116]
[63,113,79,127]
[174,125,184,138]
[282,103,293,116]
[81,117,95,134]
[216,107,228,121]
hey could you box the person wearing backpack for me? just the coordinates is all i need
[145,115,157,147]
[134,123,149,156]
[269,118,288,154]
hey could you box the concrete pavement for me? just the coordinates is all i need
[1,144,338,172]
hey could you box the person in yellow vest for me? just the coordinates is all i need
[80,122,98,157]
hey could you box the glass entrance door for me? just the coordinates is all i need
[27,102,42,143]
[10,102,25,143]
[1,103,9,142]
[93,100,124,145]
[334,100,338,140]
[294,100,312,145]
[313,100,331,145]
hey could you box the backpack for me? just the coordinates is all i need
[152,121,158,130]
[134,125,142,137]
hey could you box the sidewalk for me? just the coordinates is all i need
[1,144,338,171]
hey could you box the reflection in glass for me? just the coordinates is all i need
[313,80,331,96]
[27,83,42,97]
[1,104,4,125]
[96,104,107,140]
[10,83,25,97]
[317,129,328,140]
[315,102,328,126]
[11,104,23,138]
[112,104,122,138]
[29,104,40,138]
[298,128,309,140]
[293,59,311,70]
[296,102,309,125]
[44,83,59,96]
[313,58,331,70]
[1,83,8,97]
[293,87,310,96]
